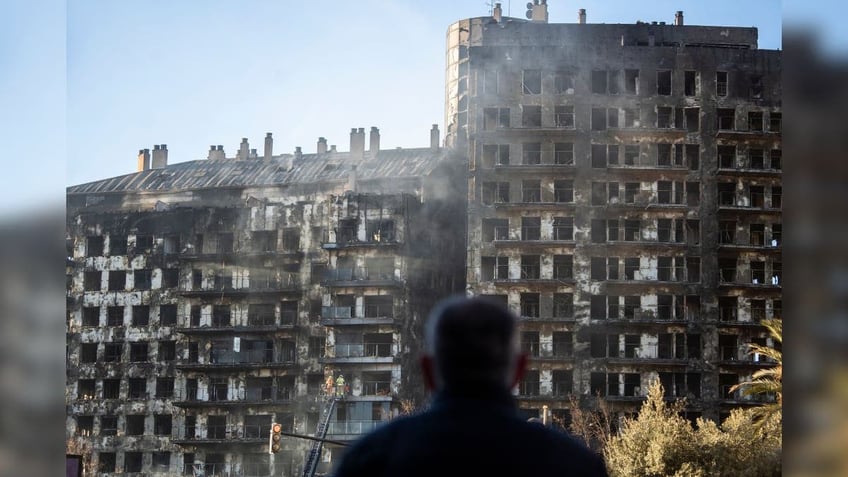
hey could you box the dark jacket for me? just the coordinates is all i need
[332,388,609,477]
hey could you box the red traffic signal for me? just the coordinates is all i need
[269,422,283,454]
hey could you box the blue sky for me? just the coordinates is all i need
[0,0,823,216]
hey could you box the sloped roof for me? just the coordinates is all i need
[67,148,446,195]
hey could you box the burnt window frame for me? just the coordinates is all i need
[522,69,542,94]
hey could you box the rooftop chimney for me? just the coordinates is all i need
[294,146,302,161]
[264,132,273,160]
[151,144,168,169]
[350,127,365,159]
[237,138,249,160]
[137,148,150,172]
[527,0,549,23]
[675,11,684,26]
[578,8,586,24]
[249,148,258,159]
[216,145,225,160]
[317,137,328,154]
[493,2,502,22]
[430,124,440,151]
[369,127,380,156]
[330,145,337,153]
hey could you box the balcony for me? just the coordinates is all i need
[322,229,400,250]
[597,309,691,325]
[180,274,301,297]
[518,313,576,323]
[717,346,776,367]
[719,385,777,405]
[719,269,781,288]
[173,387,294,407]
[323,268,401,288]
[177,312,297,334]
[326,419,388,439]
[717,192,781,213]
[605,344,693,365]
[177,349,296,371]
[717,240,782,253]
[321,343,395,364]
[493,201,577,212]
[360,380,393,398]
[320,306,396,326]
[173,424,269,445]
[182,462,273,477]
[180,247,302,262]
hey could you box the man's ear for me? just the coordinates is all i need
[420,355,437,391]
[509,353,529,389]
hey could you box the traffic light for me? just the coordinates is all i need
[269,422,282,454]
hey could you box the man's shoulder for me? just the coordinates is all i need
[346,413,423,447]
[517,421,607,469]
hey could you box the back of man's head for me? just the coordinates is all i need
[425,295,520,392]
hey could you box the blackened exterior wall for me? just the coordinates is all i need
[448,14,781,424]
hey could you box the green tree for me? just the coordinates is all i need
[730,318,782,424]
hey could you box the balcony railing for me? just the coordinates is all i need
[361,380,392,396]
[518,381,541,397]
[176,424,269,441]
[326,419,386,436]
[364,304,394,317]
[182,276,300,296]
[179,348,297,368]
[327,343,393,359]
[321,305,396,322]
[211,349,274,364]
[248,273,300,290]
[323,306,353,319]
[183,463,234,477]
[174,386,293,404]
[324,268,398,283]
[323,232,399,248]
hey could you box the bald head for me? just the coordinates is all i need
[423,295,522,392]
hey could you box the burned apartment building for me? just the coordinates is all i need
[447,3,781,425]
[65,128,465,476]
[66,3,781,476]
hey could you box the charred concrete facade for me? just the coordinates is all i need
[67,5,781,475]
[447,4,781,424]
[66,131,465,475]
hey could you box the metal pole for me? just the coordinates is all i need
[277,429,350,447]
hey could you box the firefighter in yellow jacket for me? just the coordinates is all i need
[325,373,335,396]
[335,374,346,397]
